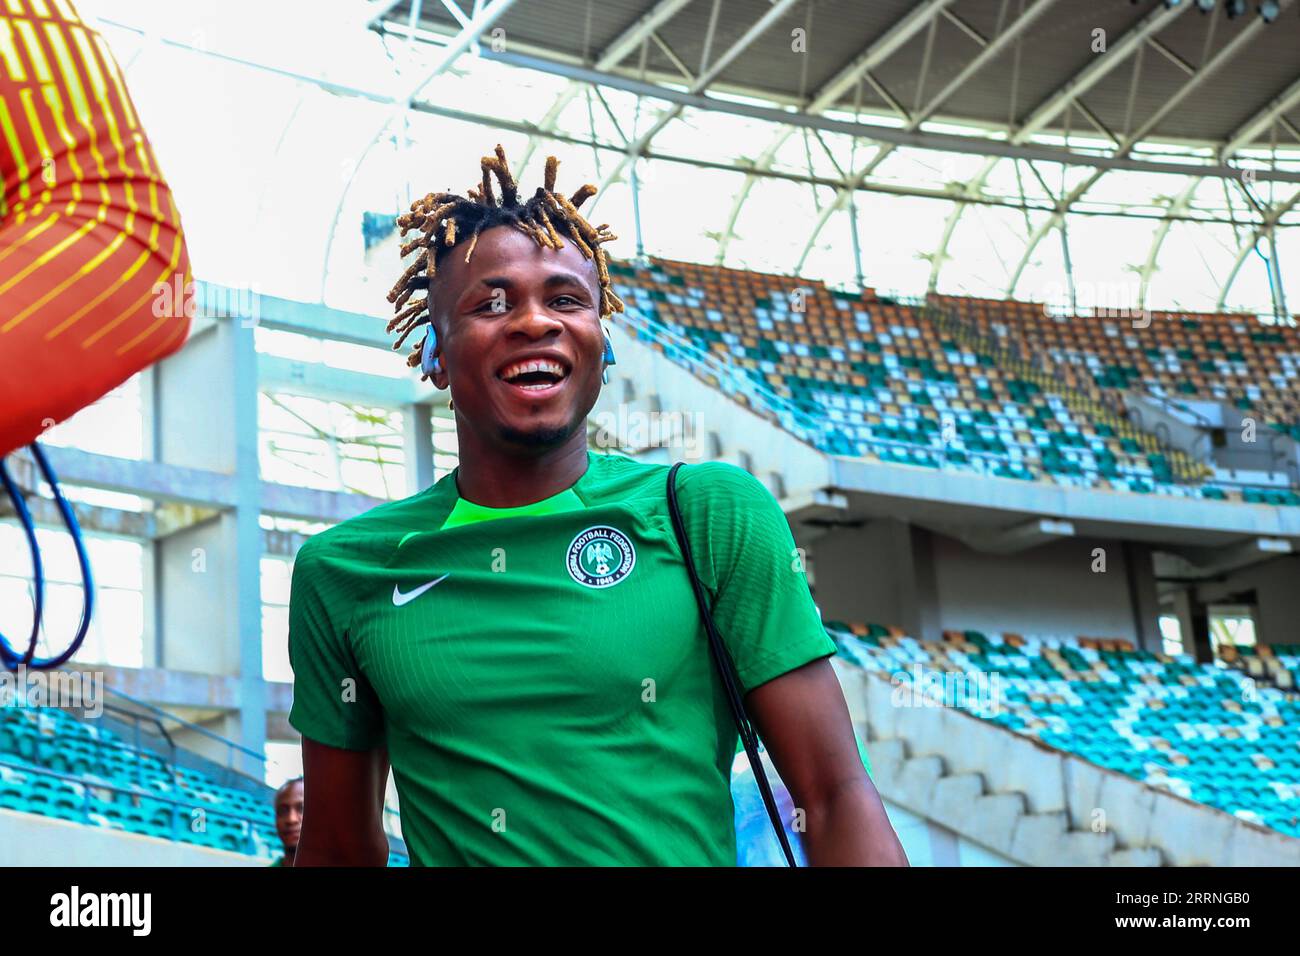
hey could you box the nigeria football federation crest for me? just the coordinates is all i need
[567,525,636,588]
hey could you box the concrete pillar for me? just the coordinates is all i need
[141,365,161,669]
[1122,542,1163,653]
[154,316,265,776]
[1171,589,1212,663]
[806,518,940,640]
[404,401,434,494]
[907,525,942,643]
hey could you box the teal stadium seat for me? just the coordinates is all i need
[0,704,298,862]
[826,621,1300,839]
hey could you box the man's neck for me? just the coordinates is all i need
[452,430,590,508]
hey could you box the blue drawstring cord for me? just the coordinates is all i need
[0,442,94,670]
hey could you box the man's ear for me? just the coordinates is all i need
[422,311,449,389]
[430,322,449,391]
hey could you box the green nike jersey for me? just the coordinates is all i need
[287,450,835,866]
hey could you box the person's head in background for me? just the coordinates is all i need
[274,777,304,865]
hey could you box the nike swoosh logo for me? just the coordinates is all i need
[392,573,450,607]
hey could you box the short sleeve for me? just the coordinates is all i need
[287,537,385,750]
[675,462,836,693]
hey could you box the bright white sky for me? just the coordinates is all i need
[78,0,1299,318]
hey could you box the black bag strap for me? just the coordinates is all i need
[665,461,797,867]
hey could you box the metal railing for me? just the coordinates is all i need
[1124,392,1300,490]
[921,298,1213,482]
[5,705,175,787]
[99,685,271,786]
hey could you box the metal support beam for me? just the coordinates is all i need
[1138,179,1200,309]
[589,0,801,212]
[927,0,1193,293]
[512,0,695,177]
[1221,72,1300,160]
[321,0,521,299]
[1218,186,1300,310]
[1268,226,1289,319]
[399,0,518,103]
[713,0,957,264]
[1133,70,1300,308]
[105,16,1300,188]
[1143,71,1300,309]
[794,0,1066,273]
[1006,2,1291,299]
[362,0,407,30]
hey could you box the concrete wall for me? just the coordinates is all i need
[883,799,1019,867]
[152,316,267,773]
[157,519,238,675]
[0,809,268,867]
[811,522,1158,643]
[929,533,1148,641]
[594,324,832,499]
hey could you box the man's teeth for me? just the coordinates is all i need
[501,359,567,382]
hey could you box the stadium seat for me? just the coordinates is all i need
[0,705,282,862]
[826,620,1300,839]
[609,257,1298,508]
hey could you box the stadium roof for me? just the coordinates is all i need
[86,0,1300,316]
[382,0,1300,150]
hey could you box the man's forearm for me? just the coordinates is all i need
[801,778,909,867]
[293,830,390,866]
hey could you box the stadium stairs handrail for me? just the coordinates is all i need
[611,305,836,448]
[612,283,1300,497]
[615,303,1009,470]
[97,687,408,849]
[100,685,268,774]
[1128,392,1300,488]
[11,702,186,781]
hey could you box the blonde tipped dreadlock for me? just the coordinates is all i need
[386,145,625,378]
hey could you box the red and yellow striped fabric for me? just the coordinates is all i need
[0,0,191,456]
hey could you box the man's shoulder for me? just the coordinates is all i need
[673,459,774,507]
[581,450,669,505]
[295,481,447,567]
[588,454,779,547]
[587,452,767,503]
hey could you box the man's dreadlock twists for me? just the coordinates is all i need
[385,144,625,377]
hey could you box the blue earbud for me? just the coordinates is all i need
[601,326,616,385]
[420,325,441,376]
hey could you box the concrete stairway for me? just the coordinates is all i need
[832,658,1300,866]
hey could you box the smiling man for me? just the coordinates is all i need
[288,145,906,867]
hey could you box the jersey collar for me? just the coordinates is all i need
[437,451,602,530]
